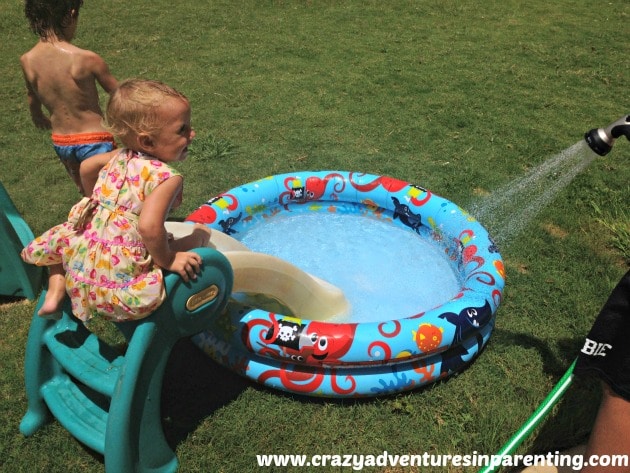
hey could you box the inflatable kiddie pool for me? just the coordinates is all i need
[183,171,505,398]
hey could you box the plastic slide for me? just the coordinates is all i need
[0,182,42,299]
[165,222,350,321]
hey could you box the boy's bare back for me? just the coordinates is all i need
[22,0,118,195]
[21,39,117,134]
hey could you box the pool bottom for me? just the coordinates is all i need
[236,210,462,324]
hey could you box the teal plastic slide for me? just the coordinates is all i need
[0,181,42,300]
[20,246,233,473]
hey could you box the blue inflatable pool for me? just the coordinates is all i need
[187,171,505,397]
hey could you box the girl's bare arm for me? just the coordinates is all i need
[138,176,203,282]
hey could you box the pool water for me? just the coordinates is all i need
[238,211,462,323]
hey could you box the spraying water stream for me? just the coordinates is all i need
[470,140,598,246]
[476,115,630,473]
[472,114,630,247]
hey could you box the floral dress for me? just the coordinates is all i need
[21,149,181,322]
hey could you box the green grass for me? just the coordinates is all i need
[1,0,629,472]
[592,195,630,263]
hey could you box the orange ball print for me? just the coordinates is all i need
[413,323,443,353]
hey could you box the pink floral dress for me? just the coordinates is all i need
[21,149,182,322]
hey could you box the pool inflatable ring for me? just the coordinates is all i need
[187,171,505,397]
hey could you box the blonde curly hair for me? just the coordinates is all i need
[105,78,189,144]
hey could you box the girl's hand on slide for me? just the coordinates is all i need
[168,251,203,282]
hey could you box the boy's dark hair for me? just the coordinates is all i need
[24,0,84,40]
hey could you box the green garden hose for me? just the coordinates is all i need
[478,359,577,473]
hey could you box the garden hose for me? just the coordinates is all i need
[478,358,577,473]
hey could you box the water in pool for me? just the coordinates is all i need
[237,210,462,323]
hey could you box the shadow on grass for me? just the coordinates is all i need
[161,337,252,447]
[159,326,599,456]
[490,328,600,458]
[492,327,581,377]
[527,375,599,454]
[0,294,33,309]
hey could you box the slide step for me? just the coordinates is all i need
[44,320,123,397]
[41,374,109,454]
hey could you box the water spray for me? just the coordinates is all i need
[584,114,630,156]
[475,116,630,470]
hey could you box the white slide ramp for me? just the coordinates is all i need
[165,222,350,321]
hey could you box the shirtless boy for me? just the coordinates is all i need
[21,0,118,195]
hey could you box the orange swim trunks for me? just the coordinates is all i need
[52,132,117,163]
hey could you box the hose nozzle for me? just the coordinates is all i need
[584,114,630,156]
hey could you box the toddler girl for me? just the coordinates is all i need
[22,78,211,321]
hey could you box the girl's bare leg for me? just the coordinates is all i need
[38,264,66,319]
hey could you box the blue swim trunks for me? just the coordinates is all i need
[52,132,116,163]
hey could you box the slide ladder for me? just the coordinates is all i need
[20,247,233,473]
[0,181,42,299]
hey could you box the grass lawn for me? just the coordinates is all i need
[1,0,629,471]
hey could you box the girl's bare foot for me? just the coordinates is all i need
[37,288,65,319]
[38,265,66,320]
[37,299,63,320]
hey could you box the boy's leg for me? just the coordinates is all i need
[61,158,84,195]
